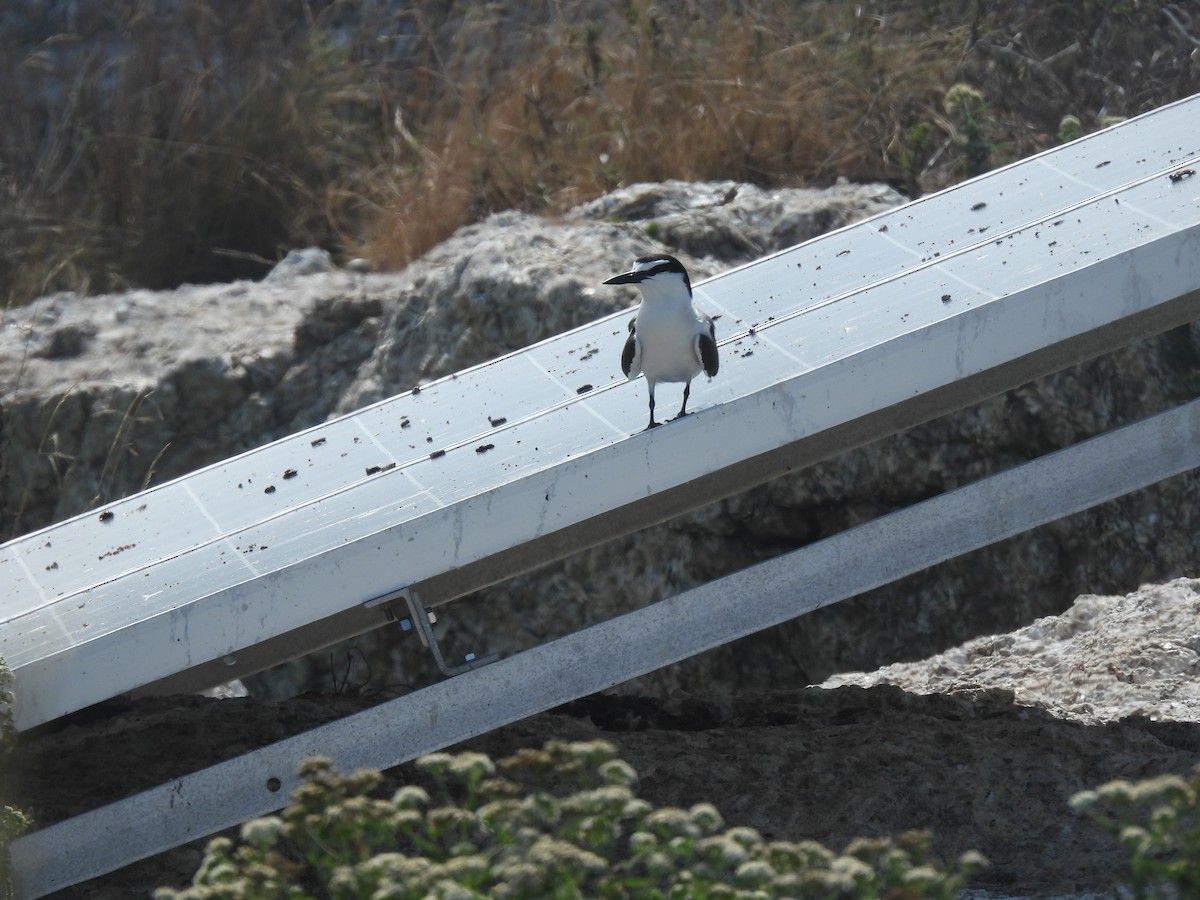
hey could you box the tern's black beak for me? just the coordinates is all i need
[603,271,643,285]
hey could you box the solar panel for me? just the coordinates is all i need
[3,94,1200,731]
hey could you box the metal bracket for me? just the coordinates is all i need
[368,587,499,677]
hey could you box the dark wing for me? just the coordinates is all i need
[697,317,719,377]
[621,320,640,377]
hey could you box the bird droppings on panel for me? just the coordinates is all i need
[488,416,508,427]
[971,201,987,211]
[282,469,298,480]
[1096,159,1111,168]
[310,437,326,447]
[98,511,114,522]
[400,417,411,429]
[475,444,495,454]
[429,449,446,460]
[576,384,593,394]
[99,543,136,561]
[365,463,396,476]
[264,486,276,494]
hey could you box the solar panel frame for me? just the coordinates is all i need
[3,94,1200,730]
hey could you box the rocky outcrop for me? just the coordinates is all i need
[824,577,1200,725]
[3,179,1199,701]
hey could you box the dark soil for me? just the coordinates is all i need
[16,684,1200,898]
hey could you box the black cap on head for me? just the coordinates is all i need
[603,254,692,295]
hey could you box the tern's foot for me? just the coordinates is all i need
[644,420,660,431]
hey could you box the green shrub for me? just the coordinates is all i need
[1072,766,1200,899]
[156,741,985,899]
[1057,114,1083,144]
[943,83,991,179]
[0,658,31,900]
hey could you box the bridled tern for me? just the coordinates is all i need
[604,254,719,430]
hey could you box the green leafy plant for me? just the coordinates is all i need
[898,120,936,198]
[943,83,991,179]
[1057,114,1083,144]
[0,658,31,900]
[1071,766,1200,899]
[156,741,985,899]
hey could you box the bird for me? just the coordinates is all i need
[604,254,719,430]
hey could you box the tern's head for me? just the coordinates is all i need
[603,254,692,298]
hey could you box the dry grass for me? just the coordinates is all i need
[357,1,965,270]
[0,1,385,303]
[1,0,1197,306]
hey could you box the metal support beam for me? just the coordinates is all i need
[398,587,500,677]
[14,396,1200,898]
[129,286,1200,705]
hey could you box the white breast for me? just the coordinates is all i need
[635,297,707,384]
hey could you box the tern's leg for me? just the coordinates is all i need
[647,384,659,429]
[676,381,692,419]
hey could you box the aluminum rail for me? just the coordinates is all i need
[13,394,1200,898]
[5,96,1200,731]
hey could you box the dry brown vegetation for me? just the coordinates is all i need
[1,0,1198,307]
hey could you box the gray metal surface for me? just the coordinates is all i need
[4,95,1200,730]
[14,395,1200,898]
